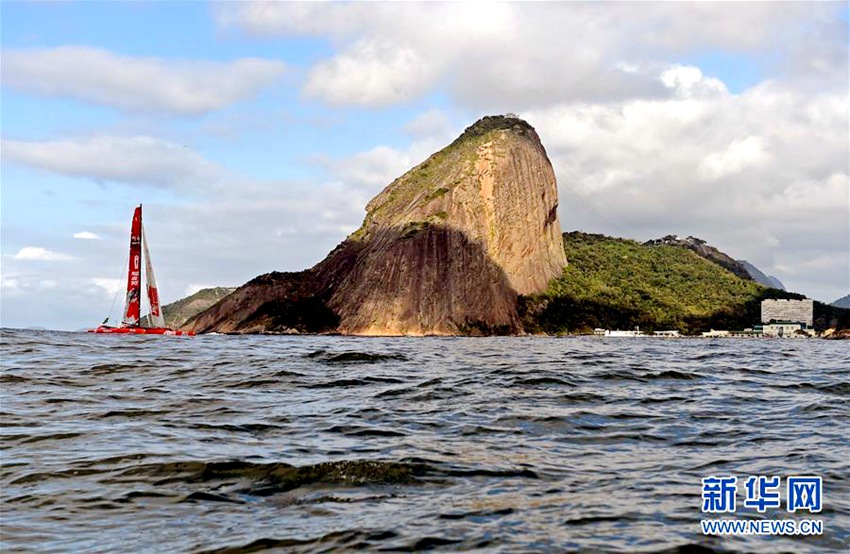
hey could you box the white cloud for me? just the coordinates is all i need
[0,267,130,329]
[404,109,452,140]
[328,145,415,192]
[0,276,23,296]
[660,65,728,99]
[218,2,838,108]
[216,2,513,42]
[1,135,225,188]
[1,46,286,115]
[0,275,62,301]
[90,278,123,298]
[13,247,74,261]
[699,136,771,181]
[304,39,437,107]
[73,232,102,240]
[216,1,369,37]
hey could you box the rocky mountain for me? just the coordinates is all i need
[184,115,567,335]
[738,260,785,290]
[832,294,850,309]
[156,287,236,328]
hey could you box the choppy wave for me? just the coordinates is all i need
[304,349,409,364]
[1,328,848,553]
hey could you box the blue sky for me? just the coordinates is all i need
[1,1,848,330]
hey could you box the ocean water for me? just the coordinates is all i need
[1,328,848,553]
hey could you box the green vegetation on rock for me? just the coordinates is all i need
[446,115,536,149]
[400,220,431,240]
[161,287,236,328]
[423,187,449,203]
[520,232,812,335]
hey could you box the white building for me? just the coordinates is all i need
[605,329,644,337]
[761,299,814,327]
[762,322,810,338]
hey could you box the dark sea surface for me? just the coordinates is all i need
[1,328,848,553]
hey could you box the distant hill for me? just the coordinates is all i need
[738,260,785,290]
[158,287,236,328]
[832,294,850,309]
[643,235,785,290]
[521,232,845,334]
[643,235,753,281]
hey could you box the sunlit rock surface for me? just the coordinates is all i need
[184,115,566,335]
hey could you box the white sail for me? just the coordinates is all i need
[141,223,166,328]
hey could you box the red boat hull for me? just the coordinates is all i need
[87,326,195,336]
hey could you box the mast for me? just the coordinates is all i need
[142,223,166,328]
[121,205,143,326]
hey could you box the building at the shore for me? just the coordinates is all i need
[761,298,814,327]
[604,329,644,337]
[762,322,812,337]
[594,328,680,337]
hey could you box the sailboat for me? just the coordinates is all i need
[88,205,194,336]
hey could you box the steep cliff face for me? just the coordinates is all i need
[184,115,567,335]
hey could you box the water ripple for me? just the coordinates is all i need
[0,329,847,552]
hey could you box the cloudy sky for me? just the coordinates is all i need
[1,1,848,330]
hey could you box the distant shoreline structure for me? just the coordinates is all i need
[594,328,680,338]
